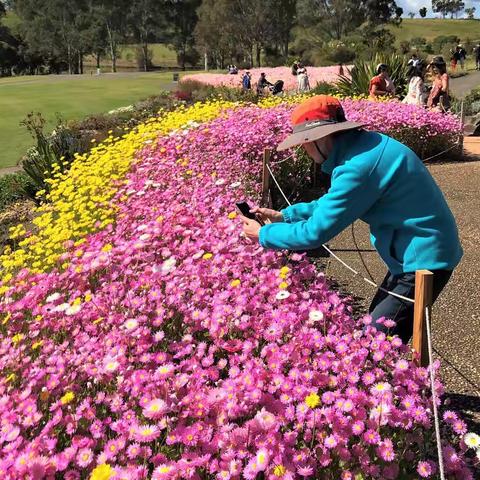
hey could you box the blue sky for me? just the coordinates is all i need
[397,0,480,16]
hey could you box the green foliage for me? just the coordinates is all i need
[0,199,36,249]
[0,172,37,211]
[20,113,87,195]
[335,53,409,97]
[177,79,258,103]
[309,82,338,96]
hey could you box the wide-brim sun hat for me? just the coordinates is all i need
[277,95,365,151]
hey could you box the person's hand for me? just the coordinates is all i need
[250,207,283,224]
[241,216,261,241]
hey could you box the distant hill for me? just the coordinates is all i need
[388,18,480,44]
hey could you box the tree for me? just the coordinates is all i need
[297,0,402,42]
[408,12,415,19]
[448,0,465,18]
[14,0,89,74]
[164,0,201,70]
[432,0,464,18]
[419,7,428,17]
[128,0,167,71]
[94,0,129,73]
[465,6,475,19]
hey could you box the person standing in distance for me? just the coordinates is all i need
[241,95,462,343]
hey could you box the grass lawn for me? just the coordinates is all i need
[0,71,187,169]
[388,18,480,44]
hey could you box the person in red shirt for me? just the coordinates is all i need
[369,64,395,99]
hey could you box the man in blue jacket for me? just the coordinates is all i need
[241,95,462,343]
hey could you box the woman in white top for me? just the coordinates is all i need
[296,65,311,92]
[403,64,427,107]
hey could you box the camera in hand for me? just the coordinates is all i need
[236,201,264,225]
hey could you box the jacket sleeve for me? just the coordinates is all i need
[281,200,321,223]
[259,161,381,251]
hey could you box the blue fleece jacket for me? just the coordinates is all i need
[259,130,463,275]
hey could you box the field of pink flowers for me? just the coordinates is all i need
[0,100,476,479]
[181,67,344,92]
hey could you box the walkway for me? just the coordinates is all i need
[450,70,480,98]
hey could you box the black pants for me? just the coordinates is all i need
[369,270,453,344]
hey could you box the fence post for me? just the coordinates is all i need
[262,148,272,207]
[412,270,434,367]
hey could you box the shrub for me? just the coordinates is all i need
[0,199,36,249]
[309,81,338,96]
[0,172,38,210]
[20,114,91,196]
[335,53,409,98]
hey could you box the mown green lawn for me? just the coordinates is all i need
[0,72,186,169]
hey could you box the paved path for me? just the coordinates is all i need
[450,70,480,98]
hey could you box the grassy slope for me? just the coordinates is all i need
[0,72,185,169]
[388,18,480,44]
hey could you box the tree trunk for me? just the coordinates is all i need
[256,43,261,67]
[142,41,148,72]
[106,22,117,73]
[80,52,84,74]
[182,40,186,71]
[96,52,101,69]
[284,36,289,60]
[67,43,72,74]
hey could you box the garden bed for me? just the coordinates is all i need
[0,99,476,479]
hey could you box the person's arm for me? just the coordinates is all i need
[259,161,381,251]
[441,74,449,93]
[281,199,323,223]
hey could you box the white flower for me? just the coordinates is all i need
[104,359,119,373]
[65,304,82,316]
[160,258,176,274]
[215,178,226,186]
[230,182,241,188]
[276,291,290,300]
[124,319,139,331]
[139,233,150,241]
[137,224,148,231]
[46,292,61,303]
[309,310,324,322]
[464,432,480,449]
[54,303,70,312]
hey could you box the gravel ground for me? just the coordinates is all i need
[302,158,480,428]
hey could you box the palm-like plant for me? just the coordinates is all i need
[335,53,410,98]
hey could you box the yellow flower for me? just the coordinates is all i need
[230,279,241,287]
[305,392,320,409]
[32,340,43,350]
[89,464,114,480]
[60,391,75,405]
[101,244,113,252]
[202,253,213,260]
[12,334,23,345]
[279,282,288,290]
[5,373,16,383]
[228,211,237,219]
[273,465,286,477]
[279,266,290,275]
